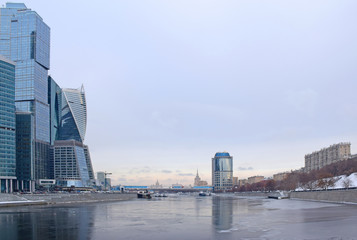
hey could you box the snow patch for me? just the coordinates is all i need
[296,172,357,191]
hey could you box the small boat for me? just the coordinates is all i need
[268,195,281,199]
[199,191,211,196]
[137,190,151,199]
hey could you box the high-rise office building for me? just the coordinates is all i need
[51,140,90,188]
[50,86,94,187]
[0,55,16,193]
[48,76,62,145]
[212,152,233,192]
[16,112,34,191]
[0,3,51,183]
[61,87,87,143]
[1,3,95,190]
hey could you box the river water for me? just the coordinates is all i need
[1,194,357,240]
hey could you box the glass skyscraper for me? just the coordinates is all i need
[50,86,94,187]
[212,152,233,192]
[48,76,62,145]
[15,112,34,191]
[0,3,51,182]
[0,55,16,193]
[51,140,90,188]
[60,87,87,142]
[1,3,95,190]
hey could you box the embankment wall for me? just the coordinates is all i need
[290,189,357,204]
[235,192,272,197]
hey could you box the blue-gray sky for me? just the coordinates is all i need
[14,0,357,186]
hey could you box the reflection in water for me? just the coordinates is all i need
[212,196,233,231]
[1,196,357,240]
[0,205,94,240]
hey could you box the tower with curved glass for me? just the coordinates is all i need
[49,85,94,187]
[212,152,233,192]
[60,86,87,143]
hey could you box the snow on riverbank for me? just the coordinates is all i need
[333,173,357,188]
[296,172,357,191]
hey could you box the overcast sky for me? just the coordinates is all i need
[13,0,357,186]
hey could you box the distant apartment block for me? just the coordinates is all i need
[96,172,105,186]
[273,172,289,181]
[238,179,247,187]
[96,171,111,190]
[232,177,238,186]
[248,176,264,184]
[304,142,351,172]
[105,178,111,190]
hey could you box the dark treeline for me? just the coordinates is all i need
[235,158,357,192]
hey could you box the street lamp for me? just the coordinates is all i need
[104,171,112,191]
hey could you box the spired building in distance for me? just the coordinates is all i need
[194,170,208,186]
[212,152,233,192]
[0,3,51,186]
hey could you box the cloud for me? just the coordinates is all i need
[116,178,127,182]
[161,170,172,174]
[285,88,318,115]
[238,167,253,171]
[150,111,179,128]
[129,166,152,174]
[178,173,194,176]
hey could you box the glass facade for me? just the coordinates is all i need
[0,56,16,179]
[212,152,233,191]
[83,145,95,181]
[48,76,62,145]
[1,4,95,188]
[60,87,87,142]
[0,3,51,183]
[15,112,34,181]
[52,140,91,187]
[75,146,90,185]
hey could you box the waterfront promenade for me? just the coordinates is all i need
[0,193,136,207]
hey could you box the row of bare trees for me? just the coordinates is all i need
[235,158,357,192]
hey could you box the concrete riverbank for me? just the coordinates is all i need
[235,192,271,197]
[235,189,357,204]
[290,189,357,204]
[0,193,137,207]
[234,191,287,198]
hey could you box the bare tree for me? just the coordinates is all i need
[265,179,276,192]
[343,178,352,189]
[317,173,335,190]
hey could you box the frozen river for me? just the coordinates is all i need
[1,194,357,240]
